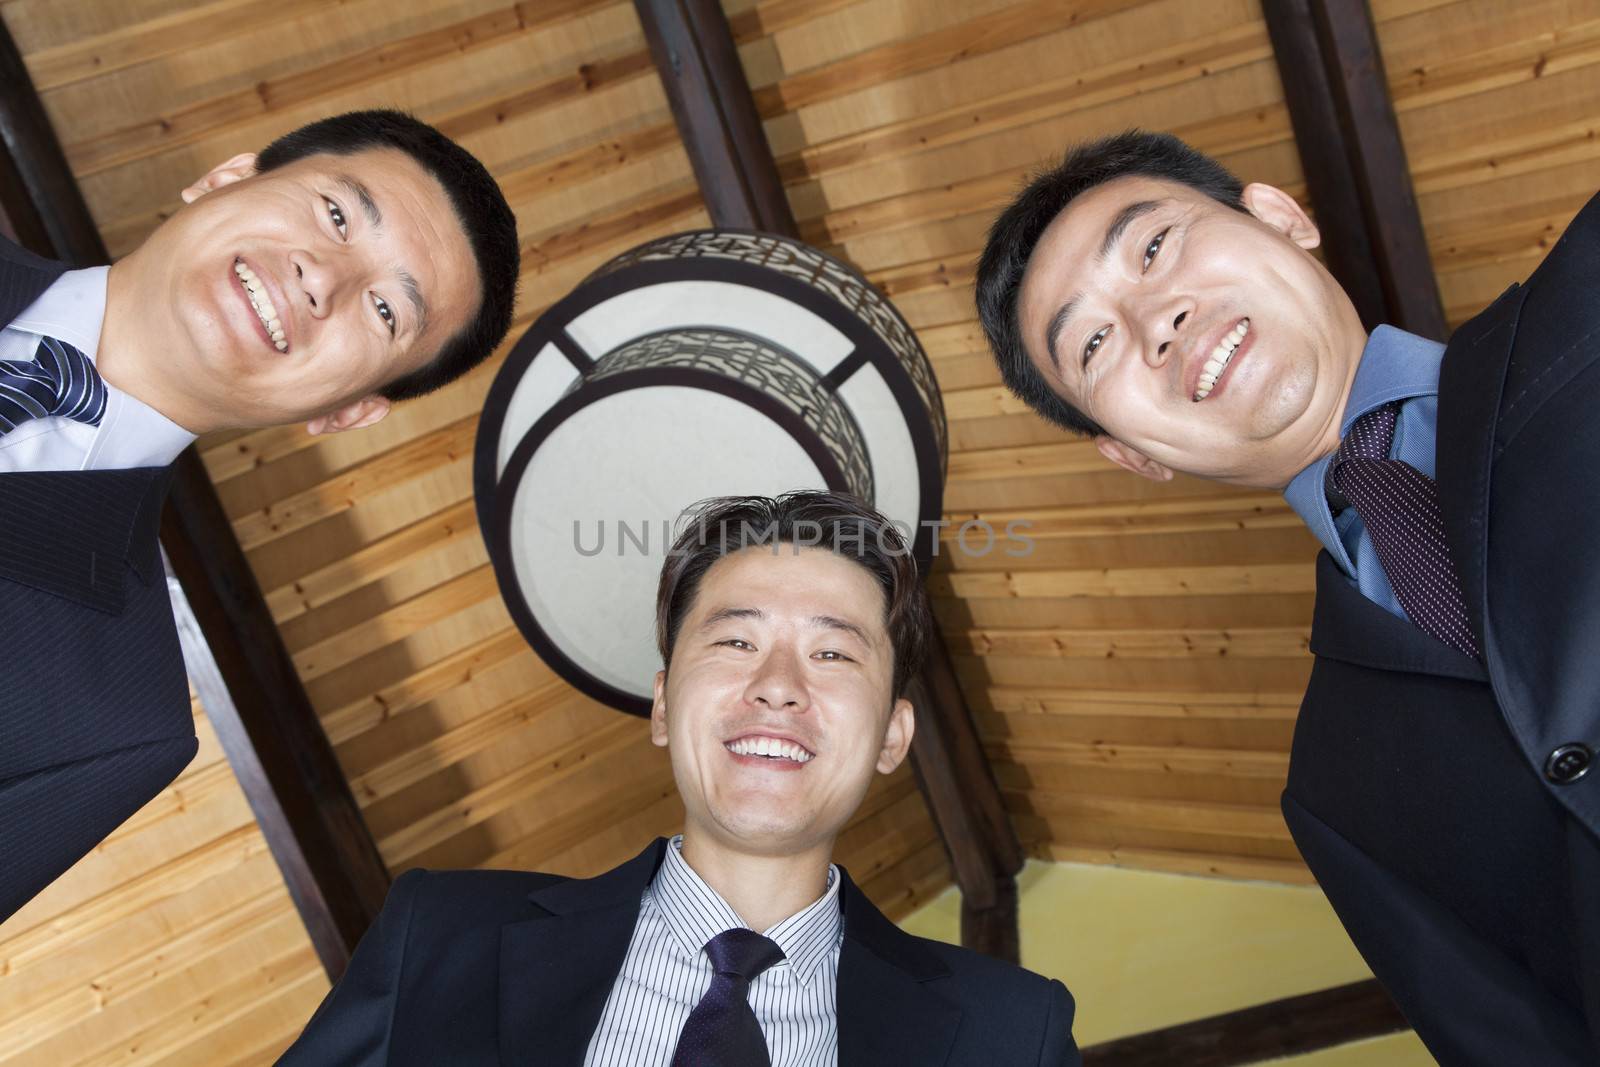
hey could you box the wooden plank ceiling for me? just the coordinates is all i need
[0,0,1595,1061]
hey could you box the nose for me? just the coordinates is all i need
[288,249,338,319]
[743,645,809,713]
[1142,297,1194,368]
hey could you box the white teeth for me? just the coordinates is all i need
[233,259,287,352]
[1193,318,1251,401]
[725,737,813,763]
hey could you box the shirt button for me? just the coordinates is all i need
[1544,744,1593,784]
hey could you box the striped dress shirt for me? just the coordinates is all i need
[582,836,844,1067]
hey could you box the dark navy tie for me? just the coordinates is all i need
[1326,402,1480,659]
[671,928,785,1067]
[0,335,107,437]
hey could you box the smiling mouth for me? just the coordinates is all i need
[725,735,814,764]
[233,258,288,352]
[1193,317,1250,402]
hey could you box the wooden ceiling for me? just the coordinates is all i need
[1,0,1596,1061]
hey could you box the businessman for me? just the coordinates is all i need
[0,109,519,923]
[279,491,1081,1066]
[975,130,1600,1064]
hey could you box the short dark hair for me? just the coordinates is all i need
[655,491,933,699]
[976,130,1246,436]
[256,109,519,403]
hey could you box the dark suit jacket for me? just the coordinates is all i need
[1284,192,1600,1064]
[278,838,1081,1065]
[0,237,195,922]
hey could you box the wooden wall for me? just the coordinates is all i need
[1,0,1593,1060]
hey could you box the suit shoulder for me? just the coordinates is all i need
[917,935,1058,993]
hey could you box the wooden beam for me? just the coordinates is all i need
[634,0,797,234]
[1082,979,1410,1066]
[1264,0,1447,339]
[633,0,1024,961]
[0,22,387,979]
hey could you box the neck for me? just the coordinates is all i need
[99,254,204,433]
[679,828,833,933]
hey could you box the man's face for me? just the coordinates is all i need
[652,546,914,859]
[121,147,478,434]
[1016,176,1366,489]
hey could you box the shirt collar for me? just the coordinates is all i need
[12,265,196,467]
[1282,325,1446,569]
[12,265,109,356]
[647,835,843,987]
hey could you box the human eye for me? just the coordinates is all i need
[1083,325,1112,367]
[1142,227,1171,271]
[814,649,855,662]
[716,638,755,651]
[372,293,396,337]
[323,197,348,239]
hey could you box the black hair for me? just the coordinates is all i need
[975,130,1246,436]
[256,109,519,403]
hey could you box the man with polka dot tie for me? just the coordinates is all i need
[976,131,1600,1064]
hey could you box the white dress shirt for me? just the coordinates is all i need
[0,266,194,473]
[583,836,844,1067]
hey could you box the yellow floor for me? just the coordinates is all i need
[898,860,1436,1064]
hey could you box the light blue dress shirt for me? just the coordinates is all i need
[1283,325,1446,621]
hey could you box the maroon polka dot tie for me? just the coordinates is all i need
[1326,402,1481,659]
[670,927,785,1067]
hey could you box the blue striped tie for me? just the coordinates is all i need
[0,335,107,437]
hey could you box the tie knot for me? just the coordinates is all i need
[0,335,106,436]
[703,928,785,983]
[1326,401,1401,510]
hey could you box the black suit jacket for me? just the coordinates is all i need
[1284,193,1600,1063]
[0,237,195,922]
[278,839,1081,1065]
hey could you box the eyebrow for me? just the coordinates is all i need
[337,174,429,337]
[697,606,876,647]
[1043,198,1162,371]
[337,175,381,227]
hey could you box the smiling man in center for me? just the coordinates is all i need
[280,490,1080,1066]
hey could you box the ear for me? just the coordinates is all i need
[305,395,391,436]
[650,670,670,747]
[875,697,915,774]
[181,152,258,204]
[1241,182,1320,250]
[1095,435,1174,482]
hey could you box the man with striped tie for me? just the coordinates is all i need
[280,491,1081,1066]
[0,109,518,924]
[974,131,1600,1064]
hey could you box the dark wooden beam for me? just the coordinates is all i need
[0,22,387,979]
[1264,0,1448,339]
[634,0,797,234]
[1082,979,1410,1066]
[633,0,1024,961]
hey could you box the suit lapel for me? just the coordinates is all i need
[1309,551,1486,682]
[1434,279,1524,655]
[0,465,174,612]
[497,839,667,1067]
[836,869,961,1067]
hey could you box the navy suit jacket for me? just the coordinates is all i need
[1284,192,1600,1063]
[0,237,195,923]
[278,838,1081,1066]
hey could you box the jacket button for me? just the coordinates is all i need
[1545,744,1593,784]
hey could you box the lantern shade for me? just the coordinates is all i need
[474,230,947,716]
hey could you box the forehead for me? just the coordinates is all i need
[1019,175,1203,324]
[694,546,888,623]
